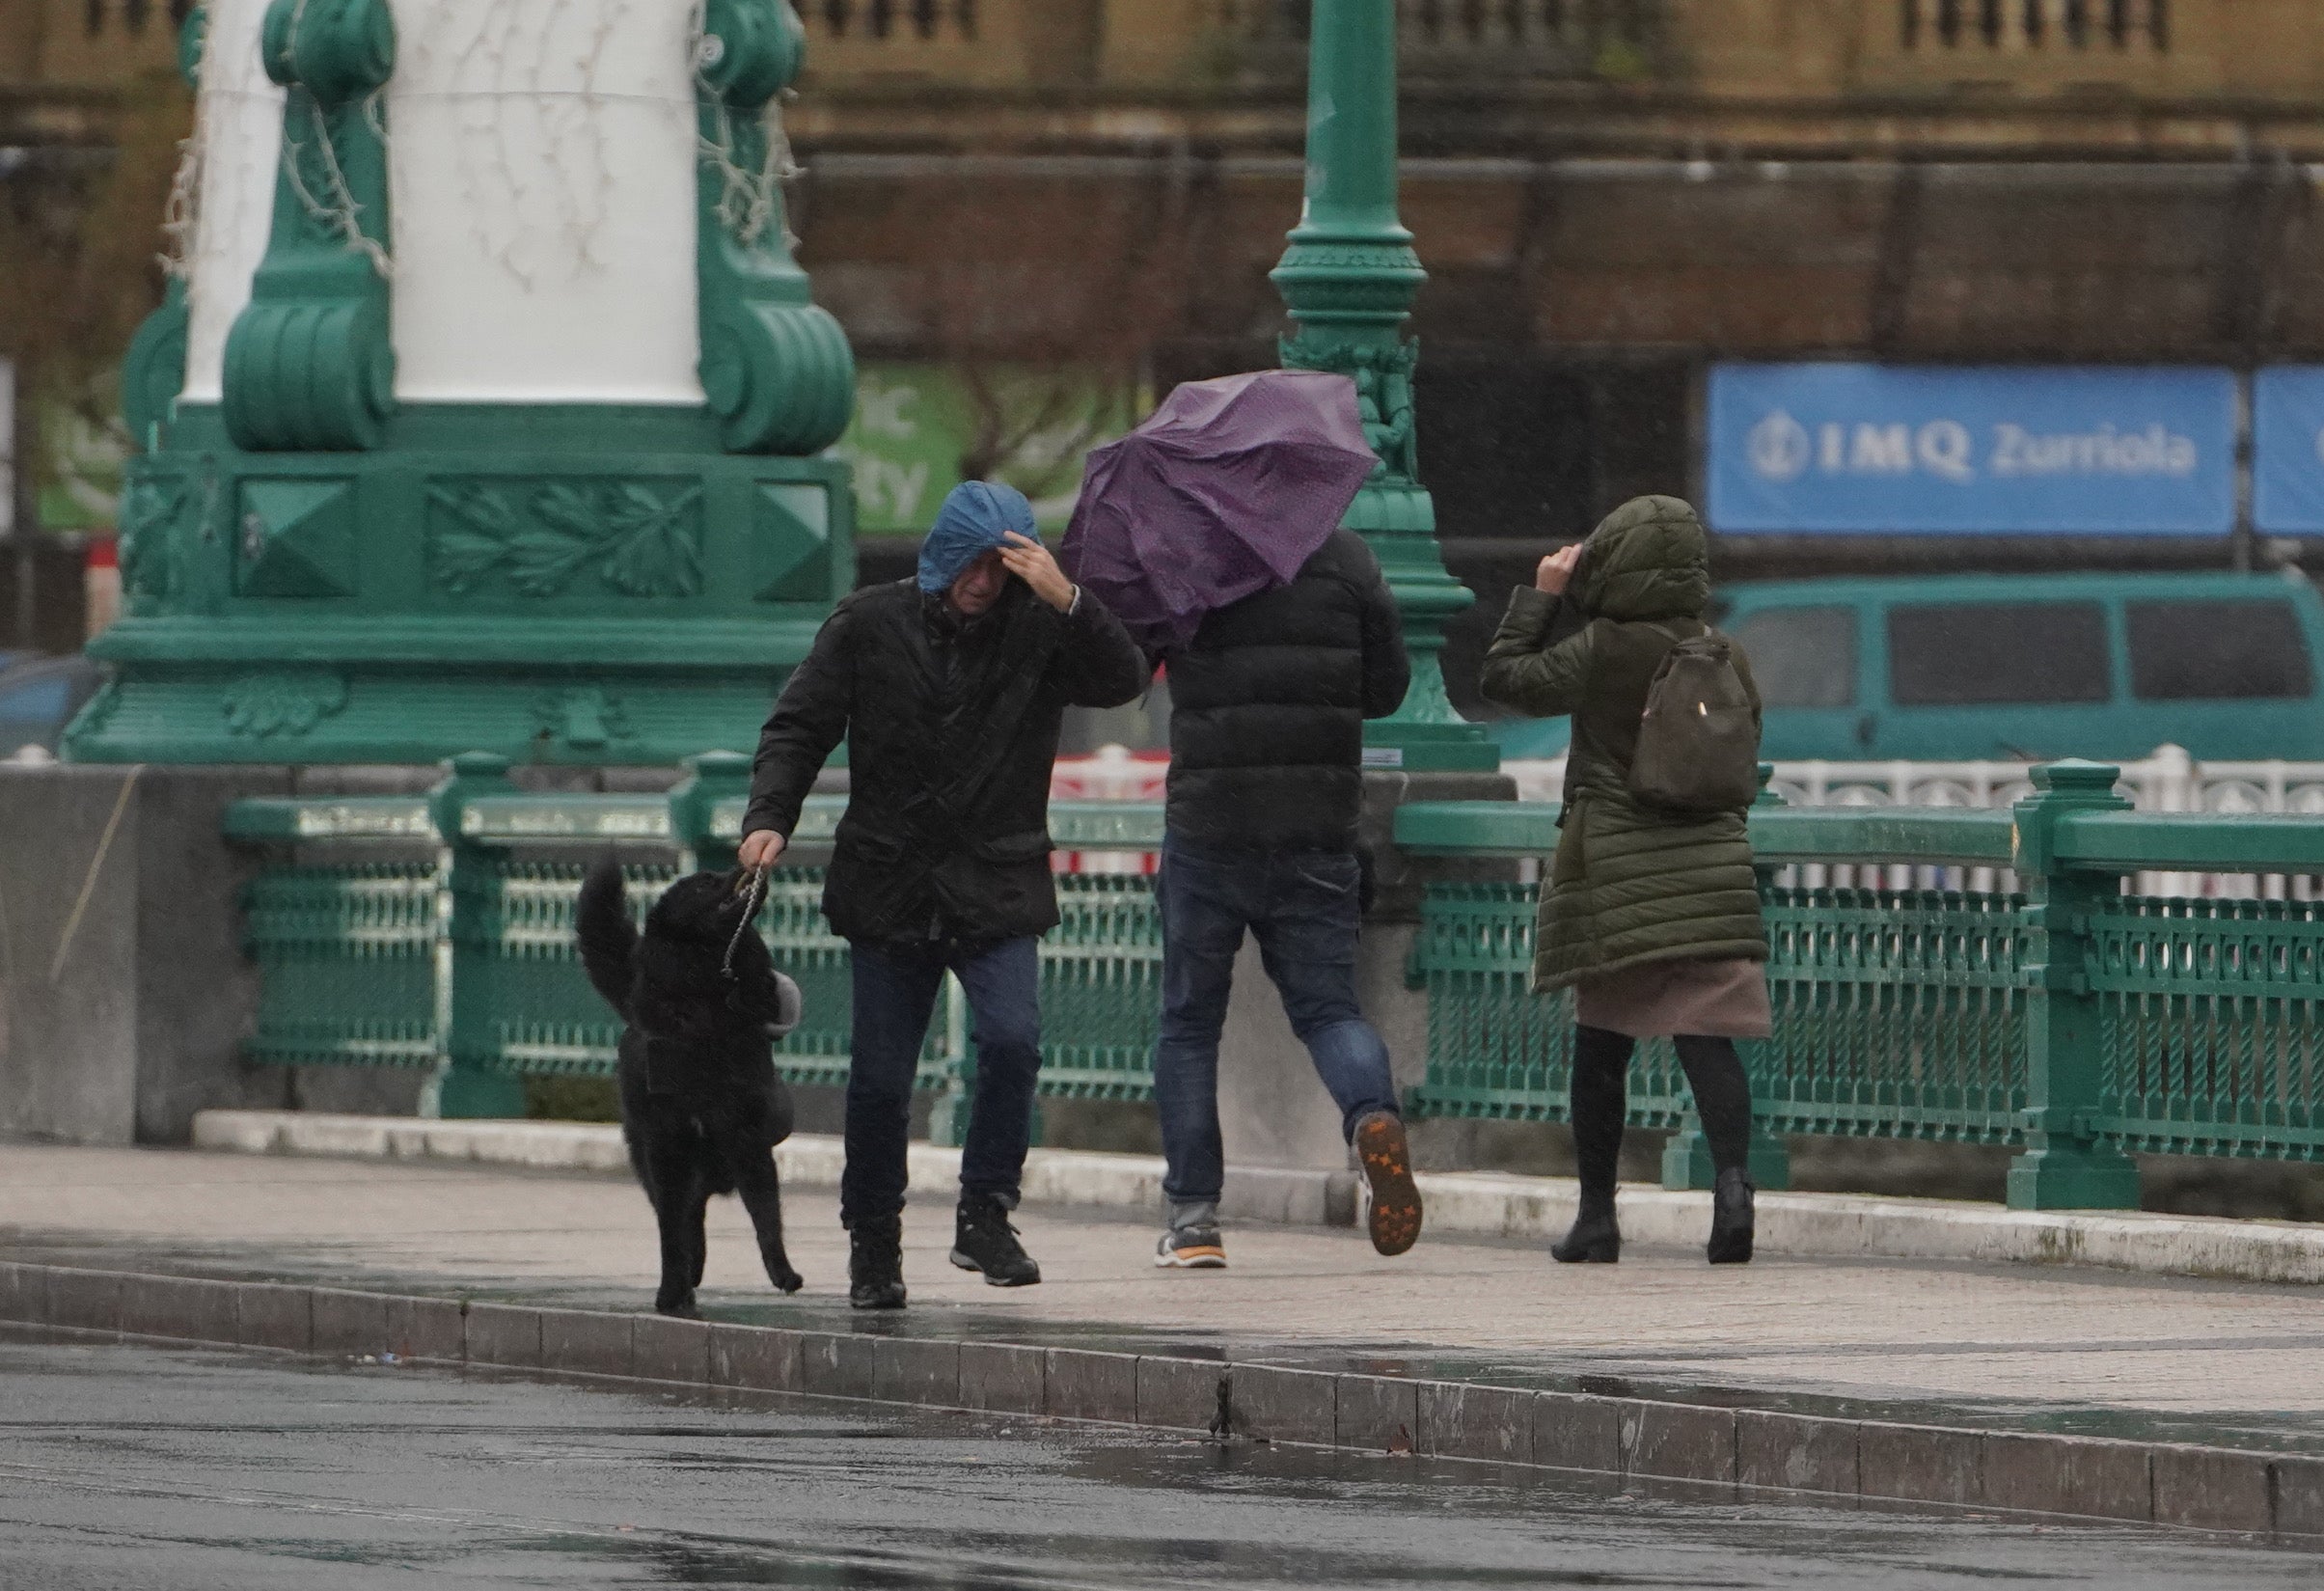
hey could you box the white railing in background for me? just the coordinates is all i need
[1050,743,1165,874]
[1056,743,2324,896]
[1504,747,2324,900]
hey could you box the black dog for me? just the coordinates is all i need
[576,856,805,1315]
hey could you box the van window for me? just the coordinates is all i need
[2127,600,2314,700]
[1889,602,2110,706]
[1728,607,1856,708]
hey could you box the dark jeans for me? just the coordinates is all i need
[1152,836,1400,1210]
[844,936,1042,1226]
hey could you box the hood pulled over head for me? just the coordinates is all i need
[917,480,1039,594]
[1572,494,1710,623]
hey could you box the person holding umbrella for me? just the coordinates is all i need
[1062,370,1425,1269]
[738,480,1147,1309]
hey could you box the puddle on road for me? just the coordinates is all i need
[4,1336,2319,1590]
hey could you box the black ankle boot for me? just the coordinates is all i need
[1551,1194,1621,1264]
[1708,1168,1755,1265]
[950,1193,1041,1287]
[848,1214,907,1309]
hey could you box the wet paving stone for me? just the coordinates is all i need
[3,1339,2317,1590]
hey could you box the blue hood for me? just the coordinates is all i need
[917,480,1039,594]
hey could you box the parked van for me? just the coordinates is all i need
[1488,569,2324,763]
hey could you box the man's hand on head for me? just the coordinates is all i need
[738,830,786,870]
[998,532,1077,613]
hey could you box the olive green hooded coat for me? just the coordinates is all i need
[1478,496,1767,995]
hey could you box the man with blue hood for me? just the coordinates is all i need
[741,480,1146,1308]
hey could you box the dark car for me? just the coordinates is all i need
[0,654,106,760]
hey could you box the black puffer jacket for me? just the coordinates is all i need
[1162,530,1409,852]
[744,579,1147,945]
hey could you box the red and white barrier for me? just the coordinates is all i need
[1050,744,1167,874]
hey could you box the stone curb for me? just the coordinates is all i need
[192,1110,2324,1284]
[2,1257,2316,1541]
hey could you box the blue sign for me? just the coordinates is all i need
[1707,364,2237,535]
[2254,368,2324,535]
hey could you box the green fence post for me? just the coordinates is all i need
[2006,760,2142,1210]
[425,752,528,1119]
[671,750,752,872]
[1662,763,1793,1191]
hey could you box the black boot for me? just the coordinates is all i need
[1708,1167,1755,1265]
[847,1214,907,1309]
[1551,1193,1622,1263]
[950,1193,1042,1287]
[1554,1027,1632,1264]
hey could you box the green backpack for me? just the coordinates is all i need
[1627,630,1761,815]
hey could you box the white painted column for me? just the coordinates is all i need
[385,0,704,405]
[180,0,286,404]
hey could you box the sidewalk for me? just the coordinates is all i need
[5,1138,2323,1538]
[192,1109,2324,1286]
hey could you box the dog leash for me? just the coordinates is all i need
[722,863,770,982]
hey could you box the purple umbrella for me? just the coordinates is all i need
[1060,369,1378,649]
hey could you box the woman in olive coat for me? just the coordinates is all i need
[1478,495,1767,1264]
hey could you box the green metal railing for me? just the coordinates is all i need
[227,752,1164,1135]
[1396,762,2324,1207]
[228,755,2324,1208]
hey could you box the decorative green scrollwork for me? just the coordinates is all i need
[222,669,351,738]
[123,280,191,451]
[426,480,707,599]
[694,0,855,457]
[222,0,397,453]
[533,685,637,752]
[117,466,194,612]
[1280,329,1419,485]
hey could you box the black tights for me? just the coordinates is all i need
[1568,1025,1754,1204]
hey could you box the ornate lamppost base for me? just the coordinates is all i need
[68,405,852,766]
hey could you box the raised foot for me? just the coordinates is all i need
[1353,1111,1423,1258]
[952,1195,1043,1287]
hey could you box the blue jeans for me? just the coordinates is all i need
[844,936,1042,1226]
[1152,837,1400,1211]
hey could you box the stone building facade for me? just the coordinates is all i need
[775,1,2324,692]
[12,2,2324,665]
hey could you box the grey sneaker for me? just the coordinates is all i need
[1155,1225,1227,1269]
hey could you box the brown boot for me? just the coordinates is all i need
[1353,1111,1423,1257]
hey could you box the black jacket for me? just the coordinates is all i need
[744,578,1147,946]
[1161,530,1409,853]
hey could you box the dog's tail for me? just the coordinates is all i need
[575,854,639,1014]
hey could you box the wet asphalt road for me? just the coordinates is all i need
[0,1337,2313,1590]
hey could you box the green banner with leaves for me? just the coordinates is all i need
[830,364,1144,535]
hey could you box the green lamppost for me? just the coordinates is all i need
[1273,0,1495,773]
[68,1,855,768]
